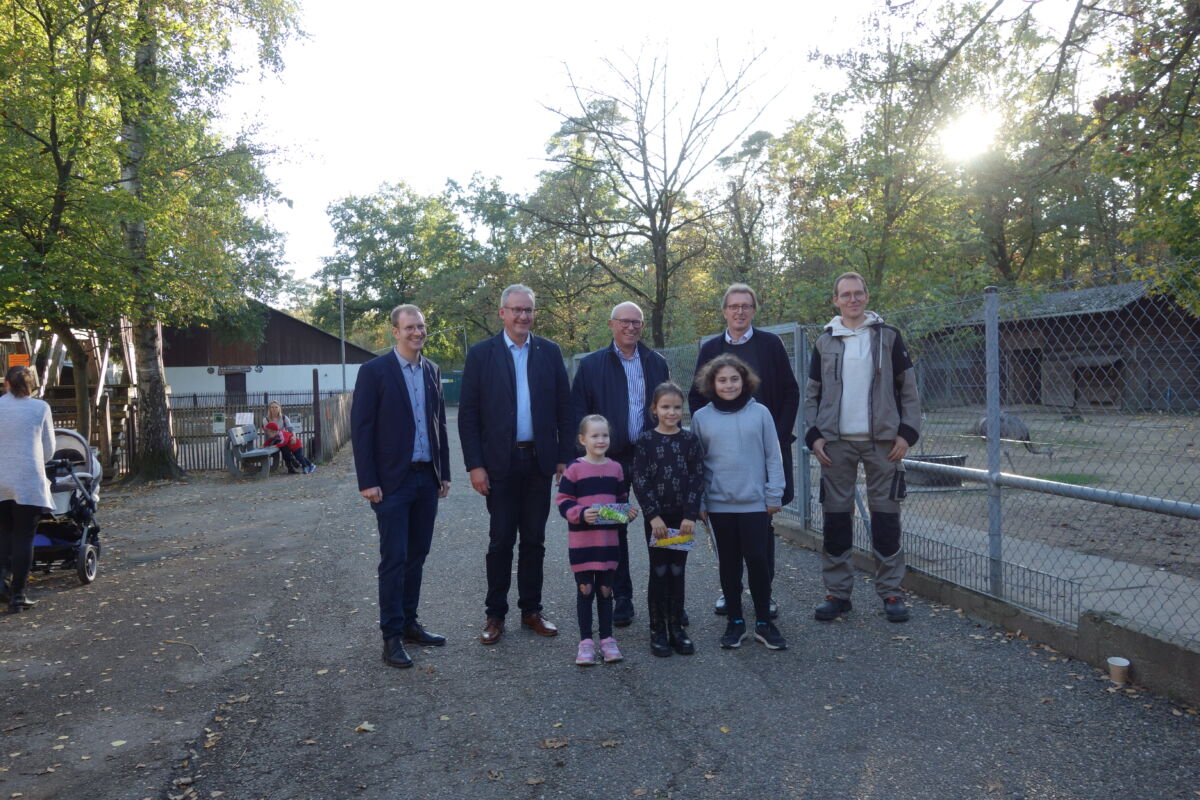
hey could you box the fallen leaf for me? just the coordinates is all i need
[601,739,621,748]
[718,725,731,734]
[316,669,329,675]
[824,705,834,711]
[355,722,375,733]
[633,790,647,797]
[111,740,126,747]
[487,769,502,780]
[229,695,250,704]
[526,777,544,785]
[552,722,563,728]
[539,737,569,749]
[704,773,716,779]
[438,715,450,721]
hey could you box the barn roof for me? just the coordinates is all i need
[962,281,1150,324]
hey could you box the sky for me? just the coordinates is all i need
[221,0,882,285]
[221,1,1081,288]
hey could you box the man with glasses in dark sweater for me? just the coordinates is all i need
[688,283,800,619]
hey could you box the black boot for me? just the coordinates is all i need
[7,572,34,611]
[667,595,694,655]
[649,599,672,657]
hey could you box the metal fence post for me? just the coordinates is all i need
[796,325,812,529]
[984,286,1004,598]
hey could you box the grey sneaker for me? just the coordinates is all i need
[720,619,747,649]
[754,621,787,650]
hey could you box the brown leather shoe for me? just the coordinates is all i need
[480,617,504,645]
[521,612,558,637]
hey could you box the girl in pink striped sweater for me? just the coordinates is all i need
[556,415,639,665]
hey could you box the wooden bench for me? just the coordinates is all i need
[225,425,277,479]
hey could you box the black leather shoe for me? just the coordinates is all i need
[9,595,36,610]
[814,595,852,621]
[612,596,635,627]
[382,636,413,668]
[713,594,727,616]
[403,623,446,646]
[769,598,780,620]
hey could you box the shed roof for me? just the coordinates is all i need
[963,281,1149,324]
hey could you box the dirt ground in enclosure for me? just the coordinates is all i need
[897,406,1200,579]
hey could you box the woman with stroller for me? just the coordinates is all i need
[261,401,315,474]
[0,365,55,612]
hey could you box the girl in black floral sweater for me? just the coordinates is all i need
[633,382,705,657]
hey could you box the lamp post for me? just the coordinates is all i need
[337,281,346,393]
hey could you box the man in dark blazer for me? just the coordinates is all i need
[352,304,452,669]
[689,283,801,619]
[459,284,575,645]
[570,301,670,625]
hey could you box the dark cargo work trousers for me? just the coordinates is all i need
[819,439,906,601]
[484,447,551,620]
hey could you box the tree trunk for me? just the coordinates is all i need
[49,321,93,442]
[120,0,183,481]
[132,318,182,480]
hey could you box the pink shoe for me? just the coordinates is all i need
[575,638,596,666]
[599,636,623,663]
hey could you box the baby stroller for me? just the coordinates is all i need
[32,428,103,584]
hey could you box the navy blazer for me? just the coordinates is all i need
[570,340,670,460]
[458,332,574,480]
[351,351,451,496]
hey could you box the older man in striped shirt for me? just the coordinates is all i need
[570,302,671,626]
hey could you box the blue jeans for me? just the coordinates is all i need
[372,468,438,638]
[484,448,551,619]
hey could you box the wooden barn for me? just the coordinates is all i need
[163,302,377,397]
[915,282,1200,413]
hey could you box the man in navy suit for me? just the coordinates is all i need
[459,284,574,645]
[352,304,452,669]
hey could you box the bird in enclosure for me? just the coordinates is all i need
[969,411,1053,472]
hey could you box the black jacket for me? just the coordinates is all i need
[570,341,671,460]
[458,332,575,479]
[351,351,451,496]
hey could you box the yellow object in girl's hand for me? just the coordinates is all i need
[652,529,694,551]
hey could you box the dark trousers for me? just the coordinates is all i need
[0,500,41,595]
[709,511,773,622]
[372,467,438,638]
[611,451,636,603]
[484,448,551,619]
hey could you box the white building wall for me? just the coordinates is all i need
[165,363,362,396]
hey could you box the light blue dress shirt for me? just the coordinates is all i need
[504,330,534,442]
[614,342,646,441]
[395,349,431,463]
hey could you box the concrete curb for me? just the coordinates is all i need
[774,518,1200,707]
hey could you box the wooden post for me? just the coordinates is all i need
[311,369,321,461]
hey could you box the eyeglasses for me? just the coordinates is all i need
[724,304,755,313]
[503,306,535,317]
[836,291,867,301]
[612,318,644,329]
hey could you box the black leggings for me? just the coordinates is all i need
[575,569,614,641]
[708,511,772,622]
[644,514,689,611]
[0,500,40,594]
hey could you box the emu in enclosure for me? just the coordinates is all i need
[970,412,1054,472]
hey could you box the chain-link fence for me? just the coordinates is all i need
[572,278,1199,649]
[794,276,1200,650]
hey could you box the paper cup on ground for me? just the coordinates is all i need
[1106,656,1130,683]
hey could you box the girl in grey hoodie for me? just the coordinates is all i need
[691,354,787,651]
